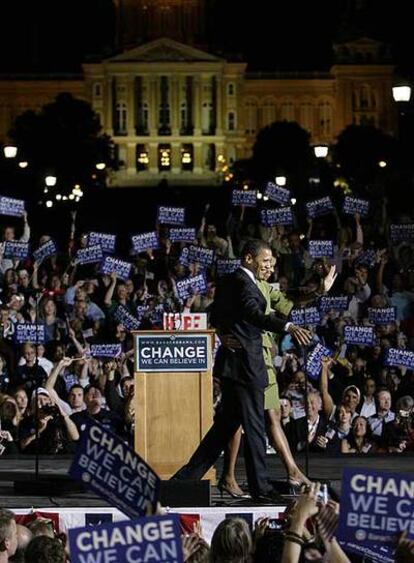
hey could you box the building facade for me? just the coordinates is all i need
[0,36,396,186]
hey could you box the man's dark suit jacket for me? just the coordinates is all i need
[210,268,286,389]
[291,414,328,453]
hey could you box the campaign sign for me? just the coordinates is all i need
[131,232,159,254]
[157,206,186,225]
[354,249,377,268]
[306,196,334,218]
[260,207,293,226]
[343,325,376,346]
[289,306,321,326]
[264,182,291,205]
[216,259,241,276]
[69,514,183,563]
[308,240,334,258]
[32,239,57,263]
[90,344,122,358]
[337,468,414,561]
[15,323,45,344]
[113,305,141,331]
[343,196,369,217]
[187,245,215,268]
[385,348,414,370]
[69,418,160,519]
[319,296,349,312]
[87,232,116,254]
[0,196,25,217]
[3,241,29,259]
[368,307,396,325]
[168,228,196,243]
[100,256,132,281]
[232,189,257,207]
[306,343,332,380]
[163,312,208,331]
[390,224,414,243]
[76,245,104,265]
[136,304,150,324]
[149,304,165,326]
[176,273,208,300]
[135,333,211,372]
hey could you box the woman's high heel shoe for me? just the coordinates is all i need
[217,480,251,499]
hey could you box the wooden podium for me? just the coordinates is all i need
[133,330,215,481]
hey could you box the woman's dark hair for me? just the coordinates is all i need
[347,416,372,451]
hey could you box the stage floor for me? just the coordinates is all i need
[1,453,413,509]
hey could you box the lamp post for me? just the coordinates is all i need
[313,144,329,159]
[392,82,413,166]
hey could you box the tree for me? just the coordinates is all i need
[9,93,113,202]
[251,121,313,190]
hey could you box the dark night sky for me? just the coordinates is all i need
[0,0,411,75]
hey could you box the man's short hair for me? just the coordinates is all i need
[241,239,271,259]
[25,536,66,563]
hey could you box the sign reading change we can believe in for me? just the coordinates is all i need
[135,333,211,372]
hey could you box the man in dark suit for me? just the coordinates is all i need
[172,239,311,502]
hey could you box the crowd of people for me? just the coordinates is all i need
[0,193,414,464]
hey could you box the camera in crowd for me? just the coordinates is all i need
[39,404,60,418]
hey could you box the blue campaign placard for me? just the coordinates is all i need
[87,232,116,254]
[187,245,215,268]
[232,189,257,207]
[168,227,197,243]
[389,224,414,243]
[319,296,349,312]
[0,195,25,217]
[216,259,241,276]
[3,241,29,259]
[136,304,150,323]
[176,273,208,300]
[337,468,414,562]
[69,514,183,563]
[69,418,161,519]
[343,196,370,217]
[308,240,334,258]
[135,333,211,372]
[90,344,122,358]
[260,207,293,226]
[100,256,132,281]
[306,343,332,380]
[289,306,321,326]
[15,323,45,344]
[32,239,57,263]
[264,182,291,205]
[385,348,414,370]
[344,325,376,346]
[368,307,396,325]
[306,196,334,218]
[354,249,377,268]
[157,206,186,225]
[113,305,141,331]
[76,245,104,265]
[131,231,159,254]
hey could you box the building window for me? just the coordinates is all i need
[227,111,236,131]
[136,144,149,171]
[280,102,295,122]
[202,102,213,135]
[245,101,258,135]
[115,102,127,135]
[93,83,102,98]
[319,101,332,137]
[261,100,275,127]
[158,76,171,135]
[158,144,171,171]
[204,143,216,171]
[300,103,314,133]
[181,143,193,171]
[95,111,102,126]
[227,83,235,96]
[180,102,188,132]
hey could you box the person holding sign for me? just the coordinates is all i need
[173,240,312,503]
[0,211,30,275]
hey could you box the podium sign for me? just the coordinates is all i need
[134,333,211,372]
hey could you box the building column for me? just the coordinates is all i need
[126,142,136,175]
[215,142,225,172]
[193,76,201,136]
[127,76,136,137]
[149,77,159,136]
[193,141,203,174]
[215,75,223,135]
[171,77,179,136]
[171,142,181,174]
[104,77,114,136]
[149,142,158,174]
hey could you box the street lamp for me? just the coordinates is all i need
[3,145,18,158]
[313,144,329,159]
[275,175,287,186]
[45,175,57,187]
[392,86,412,103]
